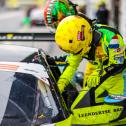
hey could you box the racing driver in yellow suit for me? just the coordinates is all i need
[53,14,126,125]
[55,14,126,103]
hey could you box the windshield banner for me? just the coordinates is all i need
[0,61,49,85]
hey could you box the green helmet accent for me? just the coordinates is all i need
[44,0,77,30]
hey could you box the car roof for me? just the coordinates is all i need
[0,44,38,62]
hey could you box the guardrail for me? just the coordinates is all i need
[0,33,55,41]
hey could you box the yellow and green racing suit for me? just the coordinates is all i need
[55,24,126,126]
[58,24,126,100]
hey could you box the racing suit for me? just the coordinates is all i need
[57,24,126,103]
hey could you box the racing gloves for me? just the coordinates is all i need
[57,54,82,93]
[87,70,100,88]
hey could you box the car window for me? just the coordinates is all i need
[0,70,59,125]
[0,71,37,125]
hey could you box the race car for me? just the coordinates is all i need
[0,44,78,126]
[0,33,126,126]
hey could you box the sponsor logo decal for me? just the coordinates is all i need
[0,64,19,71]
[78,108,123,117]
[78,25,85,41]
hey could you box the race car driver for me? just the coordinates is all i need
[55,14,126,103]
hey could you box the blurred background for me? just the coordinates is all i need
[0,0,126,71]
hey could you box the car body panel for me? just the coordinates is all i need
[0,61,49,85]
[0,44,38,62]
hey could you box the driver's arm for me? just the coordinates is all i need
[57,54,82,93]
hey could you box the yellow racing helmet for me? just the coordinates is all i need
[55,14,93,56]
